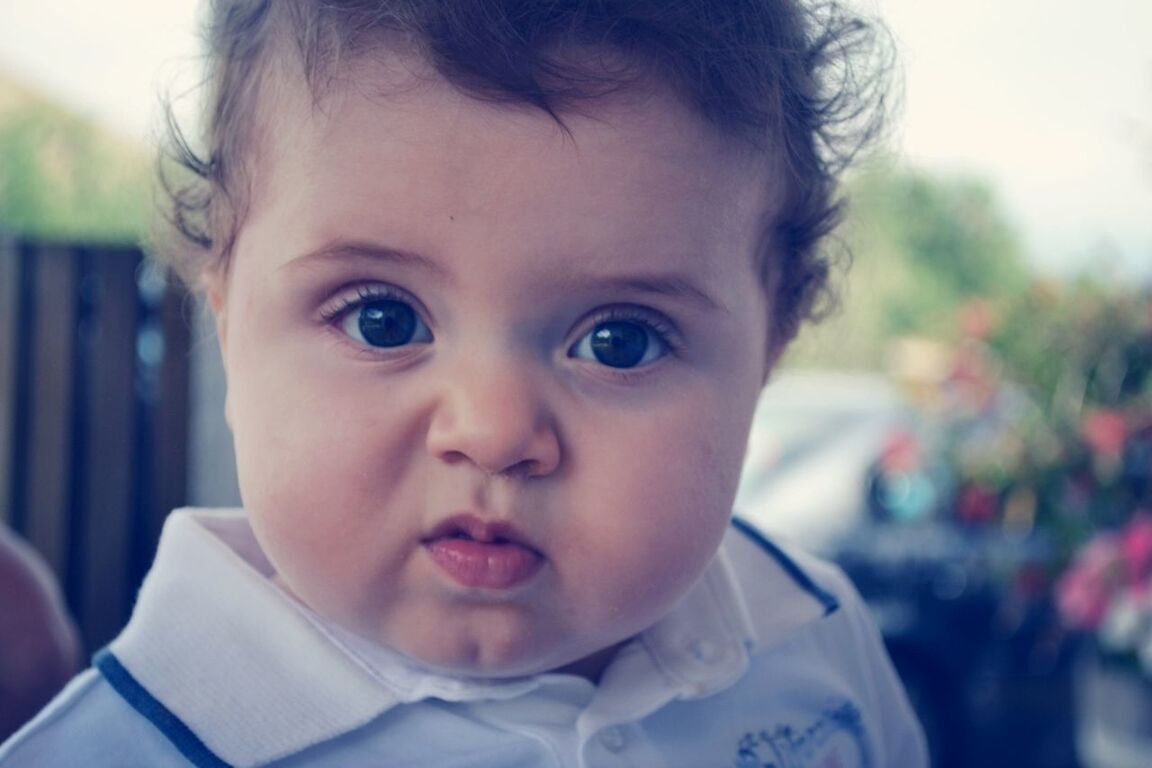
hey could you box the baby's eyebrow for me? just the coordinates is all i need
[560,272,725,314]
[282,240,723,312]
[282,240,450,280]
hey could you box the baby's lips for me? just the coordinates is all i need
[424,536,544,590]
[422,513,541,551]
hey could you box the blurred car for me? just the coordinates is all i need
[735,370,920,549]
[735,370,1076,768]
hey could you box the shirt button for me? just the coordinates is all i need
[599,726,626,753]
[690,639,722,664]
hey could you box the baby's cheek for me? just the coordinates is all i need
[250,514,366,627]
[585,496,724,618]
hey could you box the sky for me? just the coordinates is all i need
[0,0,1149,280]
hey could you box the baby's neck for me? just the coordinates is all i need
[551,641,628,684]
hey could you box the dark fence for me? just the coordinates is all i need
[0,238,190,653]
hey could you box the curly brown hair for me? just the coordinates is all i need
[159,0,890,349]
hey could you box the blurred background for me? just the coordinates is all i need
[0,1,1150,764]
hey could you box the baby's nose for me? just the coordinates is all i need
[425,355,561,478]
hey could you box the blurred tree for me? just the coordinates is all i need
[0,72,149,242]
[989,279,1152,428]
[788,163,1028,368]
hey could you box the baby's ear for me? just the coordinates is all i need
[201,268,230,353]
[199,269,234,430]
[760,321,788,385]
[761,348,781,386]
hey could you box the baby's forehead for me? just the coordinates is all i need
[330,67,754,182]
[254,45,777,212]
[273,45,739,144]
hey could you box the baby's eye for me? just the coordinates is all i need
[569,319,668,369]
[339,298,432,348]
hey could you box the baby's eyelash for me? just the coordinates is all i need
[317,283,412,323]
[584,306,683,351]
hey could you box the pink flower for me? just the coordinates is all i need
[1121,513,1152,589]
[1056,534,1123,631]
[1058,515,1152,633]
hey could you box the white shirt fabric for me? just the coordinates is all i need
[0,509,927,767]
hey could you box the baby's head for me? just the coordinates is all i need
[160,0,886,680]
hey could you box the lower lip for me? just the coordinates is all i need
[424,539,544,589]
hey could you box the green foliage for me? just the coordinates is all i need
[788,162,1029,368]
[0,74,150,242]
[989,280,1152,429]
[937,282,1152,545]
[858,166,1026,331]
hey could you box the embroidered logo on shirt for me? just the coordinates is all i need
[732,700,869,768]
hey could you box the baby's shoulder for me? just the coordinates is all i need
[0,667,185,768]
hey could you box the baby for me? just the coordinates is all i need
[0,1,926,766]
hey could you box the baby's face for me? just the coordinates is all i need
[210,53,777,678]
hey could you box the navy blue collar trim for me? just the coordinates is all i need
[94,649,233,768]
[730,517,840,615]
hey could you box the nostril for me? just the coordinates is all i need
[425,390,561,479]
[496,458,538,480]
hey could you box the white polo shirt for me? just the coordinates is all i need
[0,509,926,767]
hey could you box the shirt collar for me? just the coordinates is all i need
[106,509,833,766]
[575,521,834,732]
[109,510,397,766]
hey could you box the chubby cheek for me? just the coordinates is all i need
[562,383,754,632]
[227,353,422,619]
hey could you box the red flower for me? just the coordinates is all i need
[1081,409,1127,459]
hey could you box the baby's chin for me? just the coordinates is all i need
[270,573,629,681]
[391,636,611,681]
